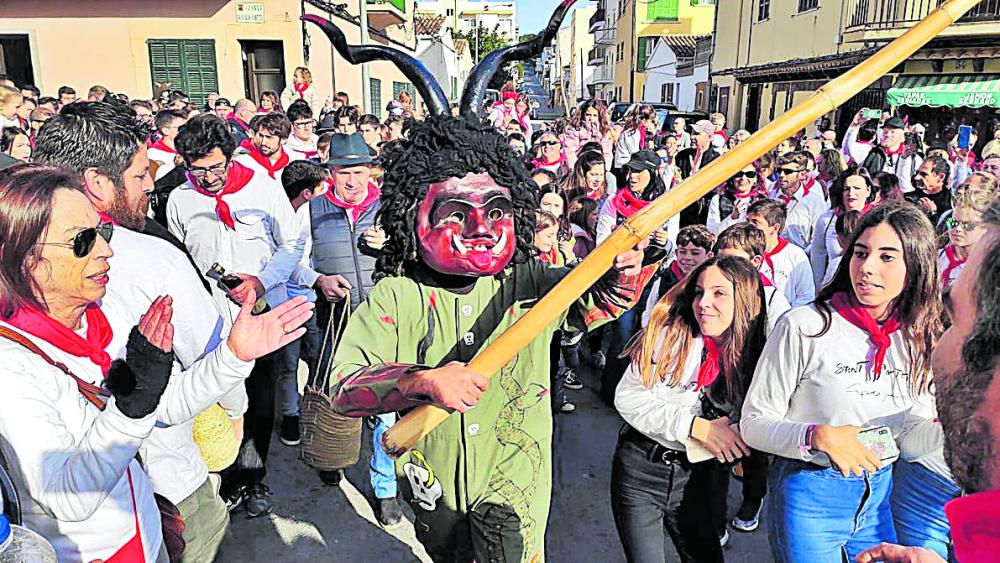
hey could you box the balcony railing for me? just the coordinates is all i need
[589,8,606,32]
[845,0,997,32]
[592,65,614,85]
[596,28,616,46]
[366,0,406,30]
[588,46,603,66]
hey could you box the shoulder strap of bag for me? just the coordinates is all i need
[0,326,109,411]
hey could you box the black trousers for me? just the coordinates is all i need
[740,449,770,509]
[549,331,566,409]
[611,427,726,563]
[220,351,278,496]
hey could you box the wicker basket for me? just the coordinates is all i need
[299,301,363,471]
[192,403,240,471]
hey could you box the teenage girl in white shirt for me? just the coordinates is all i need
[741,201,941,562]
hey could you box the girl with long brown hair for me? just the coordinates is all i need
[613,104,657,176]
[741,201,941,562]
[562,99,614,167]
[560,149,609,202]
[612,256,768,563]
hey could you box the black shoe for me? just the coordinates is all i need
[319,469,343,486]
[244,484,273,519]
[280,415,301,446]
[563,369,583,390]
[377,497,403,527]
[223,485,247,512]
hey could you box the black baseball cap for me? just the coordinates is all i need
[624,150,660,173]
[883,117,905,130]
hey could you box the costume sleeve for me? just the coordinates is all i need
[257,192,304,292]
[280,87,295,113]
[289,212,322,290]
[166,190,186,244]
[740,314,815,461]
[0,360,155,521]
[328,281,430,417]
[641,277,662,329]
[562,259,660,334]
[810,213,832,293]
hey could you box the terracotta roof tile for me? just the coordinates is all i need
[415,14,446,36]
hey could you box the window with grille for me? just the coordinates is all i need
[393,81,415,104]
[798,0,818,12]
[370,78,382,119]
[148,39,219,105]
[660,83,675,103]
[647,0,679,22]
[757,0,770,21]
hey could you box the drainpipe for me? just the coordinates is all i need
[360,0,371,114]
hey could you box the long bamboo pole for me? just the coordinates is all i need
[382,0,983,457]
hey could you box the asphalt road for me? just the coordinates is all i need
[523,62,563,121]
[217,357,775,562]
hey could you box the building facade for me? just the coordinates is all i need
[414,14,473,103]
[588,0,619,101]
[414,0,517,40]
[641,34,711,111]
[564,5,597,105]
[0,0,424,118]
[712,0,1000,144]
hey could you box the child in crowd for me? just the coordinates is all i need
[641,225,715,328]
[562,197,600,391]
[535,211,574,414]
[746,199,816,306]
[531,167,559,190]
[938,188,993,291]
[741,202,941,561]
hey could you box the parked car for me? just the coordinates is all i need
[609,102,679,125]
[656,110,710,142]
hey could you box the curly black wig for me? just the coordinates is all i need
[375,115,538,280]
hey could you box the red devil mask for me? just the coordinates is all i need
[416,172,516,277]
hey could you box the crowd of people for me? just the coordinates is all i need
[1,47,1000,563]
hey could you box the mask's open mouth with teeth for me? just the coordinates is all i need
[452,231,509,269]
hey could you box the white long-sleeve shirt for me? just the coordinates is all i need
[105,225,248,504]
[0,321,162,563]
[741,304,923,466]
[769,180,828,252]
[166,168,303,323]
[615,336,705,452]
[809,209,841,293]
[288,204,320,302]
[760,241,815,307]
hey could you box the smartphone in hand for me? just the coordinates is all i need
[857,426,900,464]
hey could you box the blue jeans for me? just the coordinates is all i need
[277,311,320,417]
[370,413,398,500]
[601,306,641,406]
[890,461,960,560]
[767,458,897,563]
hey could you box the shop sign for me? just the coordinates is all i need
[956,92,997,107]
[236,2,265,24]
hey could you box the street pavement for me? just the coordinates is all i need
[218,358,775,562]
[523,62,562,121]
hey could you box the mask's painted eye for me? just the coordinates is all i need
[447,211,466,223]
[488,207,505,221]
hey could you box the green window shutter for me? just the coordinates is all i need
[636,37,649,72]
[392,81,415,102]
[370,78,383,119]
[148,39,217,105]
[647,0,679,21]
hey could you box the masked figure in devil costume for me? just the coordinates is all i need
[304,4,661,561]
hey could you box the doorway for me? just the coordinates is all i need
[240,40,286,102]
[745,84,762,133]
[0,35,35,87]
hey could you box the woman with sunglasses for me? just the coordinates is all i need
[706,164,767,235]
[0,165,312,562]
[938,187,993,292]
[531,131,569,177]
[809,166,877,292]
[742,202,940,562]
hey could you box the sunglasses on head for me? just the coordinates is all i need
[42,222,114,258]
[777,167,802,176]
[732,171,756,180]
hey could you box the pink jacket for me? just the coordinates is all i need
[561,125,614,168]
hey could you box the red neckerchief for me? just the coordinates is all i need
[778,179,812,204]
[940,244,966,291]
[585,185,606,200]
[539,247,558,264]
[945,489,1000,563]
[97,210,118,225]
[669,260,685,281]
[760,273,774,287]
[716,129,729,142]
[147,138,176,154]
[294,82,309,99]
[691,146,705,174]
[610,188,650,219]
[884,143,905,156]
[694,336,720,390]
[7,304,113,376]
[188,161,255,230]
[638,127,647,150]
[532,154,565,169]
[762,237,789,275]
[325,179,381,223]
[830,291,902,378]
[734,188,760,199]
[240,138,289,179]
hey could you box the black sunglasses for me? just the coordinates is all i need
[777,167,803,176]
[732,171,756,180]
[42,222,114,258]
[536,140,560,147]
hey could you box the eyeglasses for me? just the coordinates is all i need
[946,216,981,231]
[187,161,230,180]
[536,140,560,148]
[914,171,932,178]
[41,222,114,258]
[777,167,802,176]
[293,120,315,129]
[732,171,756,180]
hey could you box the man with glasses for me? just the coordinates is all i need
[148,109,187,181]
[768,151,827,251]
[169,113,302,519]
[906,154,953,225]
[235,112,301,181]
[34,101,246,562]
[677,119,722,226]
[285,99,319,160]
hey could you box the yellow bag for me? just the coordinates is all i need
[192,403,240,471]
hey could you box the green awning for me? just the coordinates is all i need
[887,75,1000,108]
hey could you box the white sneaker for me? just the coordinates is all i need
[558,402,576,414]
[731,503,762,532]
[719,529,730,547]
[593,351,606,370]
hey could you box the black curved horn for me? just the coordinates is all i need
[459,0,578,119]
[302,14,450,116]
